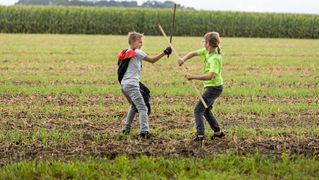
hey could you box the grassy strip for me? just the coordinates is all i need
[0,84,318,97]
[1,127,318,144]
[0,153,318,179]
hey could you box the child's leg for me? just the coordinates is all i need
[194,100,206,136]
[203,86,223,132]
[204,109,220,132]
[123,105,137,130]
[122,84,149,133]
[194,86,223,135]
[122,88,136,130]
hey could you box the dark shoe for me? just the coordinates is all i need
[139,132,151,140]
[122,129,130,135]
[211,131,225,140]
[193,134,205,142]
[190,134,205,147]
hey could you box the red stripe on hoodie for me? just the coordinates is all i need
[117,49,137,60]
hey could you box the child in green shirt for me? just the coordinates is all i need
[178,32,225,142]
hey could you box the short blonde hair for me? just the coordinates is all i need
[128,31,144,45]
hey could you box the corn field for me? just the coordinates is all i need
[0,6,319,38]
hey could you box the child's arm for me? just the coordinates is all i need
[178,51,198,66]
[143,53,165,64]
[185,72,214,81]
[143,47,172,64]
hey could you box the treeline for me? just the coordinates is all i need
[14,0,189,9]
[0,6,318,38]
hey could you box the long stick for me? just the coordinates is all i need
[169,4,177,43]
[158,24,208,108]
[167,3,177,58]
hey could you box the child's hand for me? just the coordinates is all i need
[163,47,172,55]
[185,73,193,80]
[178,59,184,66]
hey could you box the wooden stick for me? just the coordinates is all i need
[167,3,176,58]
[158,24,208,108]
[169,4,177,43]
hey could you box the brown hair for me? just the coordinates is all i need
[204,32,222,54]
[128,31,144,45]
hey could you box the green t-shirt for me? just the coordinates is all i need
[197,48,223,87]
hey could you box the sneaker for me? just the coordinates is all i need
[211,131,225,140]
[193,134,205,142]
[122,129,130,135]
[139,132,151,140]
[190,134,205,147]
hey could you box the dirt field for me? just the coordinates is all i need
[0,34,318,178]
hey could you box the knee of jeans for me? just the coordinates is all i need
[194,106,204,115]
[136,105,148,113]
[204,109,211,114]
[131,105,137,111]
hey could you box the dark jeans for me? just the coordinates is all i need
[194,85,223,135]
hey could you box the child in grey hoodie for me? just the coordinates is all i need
[117,32,172,139]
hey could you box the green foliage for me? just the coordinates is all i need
[0,6,318,38]
[0,154,319,179]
